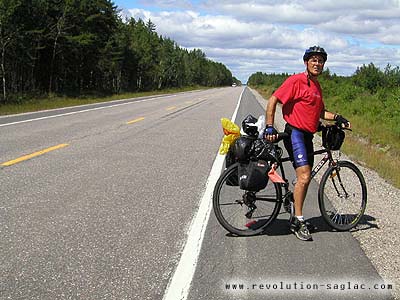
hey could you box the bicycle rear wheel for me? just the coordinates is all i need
[318,160,367,231]
[213,163,282,236]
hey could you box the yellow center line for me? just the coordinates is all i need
[1,143,69,167]
[166,106,177,111]
[126,117,145,125]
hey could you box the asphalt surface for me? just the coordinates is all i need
[0,87,393,300]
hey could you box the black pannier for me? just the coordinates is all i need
[231,136,256,163]
[225,136,255,186]
[238,160,271,191]
[225,145,236,169]
[322,126,345,150]
[225,136,255,169]
[225,137,280,188]
[250,139,280,162]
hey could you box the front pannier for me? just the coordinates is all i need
[322,126,345,150]
[238,160,271,191]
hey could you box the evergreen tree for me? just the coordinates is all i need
[0,0,234,102]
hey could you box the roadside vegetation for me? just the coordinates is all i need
[0,86,207,116]
[0,0,233,106]
[248,63,400,188]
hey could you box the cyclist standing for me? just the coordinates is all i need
[264,46,351,241]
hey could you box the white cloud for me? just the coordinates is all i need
[138,0,194,9]
[320,15,382,35]
[125,1,400,82]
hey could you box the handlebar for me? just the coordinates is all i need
[327,122,352,131]
[264,132,288,143]
[265,123,351,144]
[276,132,289,141]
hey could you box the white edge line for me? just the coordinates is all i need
[0,96,175,128]
[162,87,245,300]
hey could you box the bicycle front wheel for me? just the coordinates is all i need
[213,163,282,236]
[318,160,367,231]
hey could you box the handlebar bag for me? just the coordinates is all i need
[322,126,345,150]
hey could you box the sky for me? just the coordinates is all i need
[113,0,400,83]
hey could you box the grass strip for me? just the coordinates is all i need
[0,86,206,116]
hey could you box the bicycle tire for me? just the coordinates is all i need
[213,163,282,236]
[318,160,367,231]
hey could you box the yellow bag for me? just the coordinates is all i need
[219,118,240,154]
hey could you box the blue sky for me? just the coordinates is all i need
[113,0,400,83]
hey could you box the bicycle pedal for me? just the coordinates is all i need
[245,211,253,218]
[283,199,294,214]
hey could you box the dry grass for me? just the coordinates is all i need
[342,133,400,189]
[0,86,206,116]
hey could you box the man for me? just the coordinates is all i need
[264,46,350,241]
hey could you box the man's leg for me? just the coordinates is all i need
[293,165,312,217]
[290,164,313,241]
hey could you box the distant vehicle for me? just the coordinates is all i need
[232,83,237,87]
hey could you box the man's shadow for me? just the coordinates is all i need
[225,213,378,238]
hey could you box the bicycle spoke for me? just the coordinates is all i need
[219,200,243,206]
[318,161,367,231]
[213,164,282,236]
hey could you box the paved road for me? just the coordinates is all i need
[0,87,393,299]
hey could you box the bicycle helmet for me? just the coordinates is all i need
[303,46,327,62]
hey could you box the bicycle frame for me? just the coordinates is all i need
[278,148,336,198]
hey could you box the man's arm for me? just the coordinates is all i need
[321,109,351,128]
[266,95,279,126]
[321,109,336,121]
[264,95,280,141]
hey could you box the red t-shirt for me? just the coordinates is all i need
[273,72,324,133]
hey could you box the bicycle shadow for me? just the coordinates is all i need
[306,214,378,233]
[225,213,378,238]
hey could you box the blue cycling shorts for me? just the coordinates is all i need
[283,123,314,168]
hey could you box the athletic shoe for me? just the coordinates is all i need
[290,217,313,241]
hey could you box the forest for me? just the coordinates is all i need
[0,0,233,103]
[248,63,400,187]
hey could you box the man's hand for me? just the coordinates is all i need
[264,125,278,141]
[335,114,351,129]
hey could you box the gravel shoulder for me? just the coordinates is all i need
[249,87,399,300]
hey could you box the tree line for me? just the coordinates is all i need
[248,63,400,95]
[0,0,233,103]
